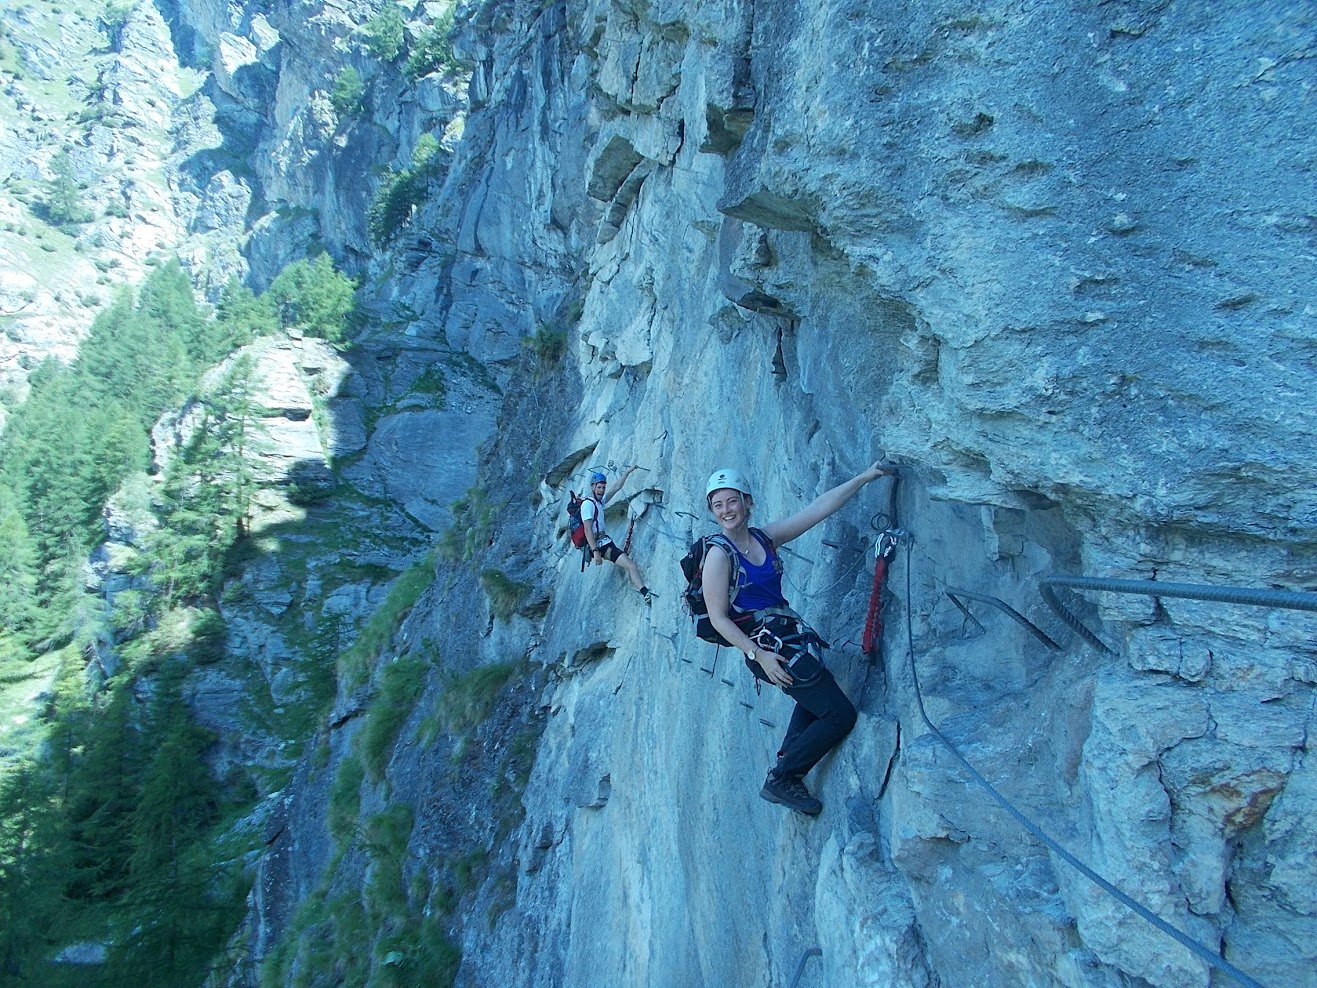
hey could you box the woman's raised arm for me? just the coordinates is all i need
[763,462,893,547]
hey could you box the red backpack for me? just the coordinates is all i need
[567,491,588,547]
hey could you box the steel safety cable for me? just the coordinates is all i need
[781,550,866,600]
[900,543,1265,988]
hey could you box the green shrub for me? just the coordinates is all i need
[368,134,447,246]
[412,366,447,402]
[267,253,358,342]
[189,607,227,664]
[330,65,367,116]
[405,10,456,78]
[261,893,371,988]
[437,487,495,563]
[262,815,457,987]
[328,755,365,845]
[362,803,414,917]
[336,556,435,691]
[360,656,427,782]
[436,662,517,734]
[100,1,136,37]
[361,3,405,61]
[479,568,528,621]
[372,914,460,988]
[116,607,207,675]
[449,849,488,898]
[42,149,92,226]
[525,325,567,370]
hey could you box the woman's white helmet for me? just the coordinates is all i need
[706,468,752,500]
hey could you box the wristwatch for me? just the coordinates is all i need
[744,647,758,663]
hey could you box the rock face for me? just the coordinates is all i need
[355,1,1309,986]
[8,0,1317,986]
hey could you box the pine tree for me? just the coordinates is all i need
[11,390,103,589]
[361,3,405,61]
[206,353,267,541]
[43,149,91,226]
[109,668,230,986]
[0,764,66,980]
[330,65,367,116]
[136,259,214,368]
[267,253,358,342]
[0,484,39,664]
[214,276,278,348]
[145,356,269,604]
[36,537,108,652]
[76,291,194,429]
[65,681,140,902]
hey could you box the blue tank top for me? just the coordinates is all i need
[730,529,788,611]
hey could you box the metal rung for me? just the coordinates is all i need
[944,587,1062,651]
[789,947,822,988]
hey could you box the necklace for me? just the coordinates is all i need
[729,533,757,556]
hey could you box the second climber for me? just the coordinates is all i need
[582,466,653,605]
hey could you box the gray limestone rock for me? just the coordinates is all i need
[342,408,495,531]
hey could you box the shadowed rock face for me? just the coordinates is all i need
[10,0,1313,985]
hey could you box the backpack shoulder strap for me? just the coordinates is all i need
[702,534,742,608]
[706,533,735,555]
[749,527,775,555]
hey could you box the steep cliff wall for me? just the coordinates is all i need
[10,0,1311,984]
[231,1,1317,987]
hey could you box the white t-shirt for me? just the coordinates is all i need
[580,497,612,543]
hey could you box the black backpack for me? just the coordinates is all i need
[679,530,770,646]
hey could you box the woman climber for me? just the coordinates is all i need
[582,466,653,605]
[701,462,894,816]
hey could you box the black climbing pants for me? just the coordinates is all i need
[773,653,857,782]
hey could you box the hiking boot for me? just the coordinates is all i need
[759,772,822,816]
[638,586,654,606]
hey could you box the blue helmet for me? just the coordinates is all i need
[590,471,607,484]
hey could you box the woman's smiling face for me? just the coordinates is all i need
[708,488,750,532]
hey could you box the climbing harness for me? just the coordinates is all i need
[899,543,1265,988]
[746,616,827,690]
